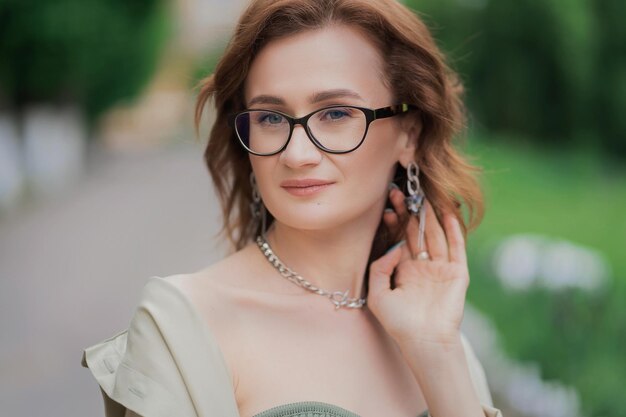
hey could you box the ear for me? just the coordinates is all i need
[397,117,421,168]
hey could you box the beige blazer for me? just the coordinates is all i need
[81,276,503,417]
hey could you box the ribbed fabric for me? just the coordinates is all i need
[251,401,430,417]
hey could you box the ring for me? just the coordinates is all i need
[416,251,430,261]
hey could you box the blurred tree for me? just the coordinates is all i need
[592,0,626,156]
[0,0,170,122]
[404,0,624,157]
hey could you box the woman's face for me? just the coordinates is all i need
[245,24,417,232]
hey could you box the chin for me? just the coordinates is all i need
[271,207,340,231]
[268,202,377,233]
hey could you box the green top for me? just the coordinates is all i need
[251,401,430,417]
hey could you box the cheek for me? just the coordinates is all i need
[355,125,404,177]
[339,149,399,208]
[249,158,275,200]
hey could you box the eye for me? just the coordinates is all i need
[256,112,286,125]
[318,107,354,122]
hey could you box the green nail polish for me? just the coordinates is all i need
[388,182,400,191]
[385,240,406,254]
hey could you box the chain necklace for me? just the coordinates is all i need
[255,235,366,310]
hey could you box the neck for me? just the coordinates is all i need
[261,205,384,304]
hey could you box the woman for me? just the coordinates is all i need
[82,1,503,416]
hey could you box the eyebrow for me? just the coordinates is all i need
[247,89,365,107]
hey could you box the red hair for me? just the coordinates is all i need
[195,0,484,259]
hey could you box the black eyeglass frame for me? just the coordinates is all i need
[228,103,415,156]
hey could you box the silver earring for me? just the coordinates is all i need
[250,172,267,237]
[404,161,429,259]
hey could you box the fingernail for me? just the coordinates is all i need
[385,240,406,254]
[388,182,400,191]
[384,208,395,214]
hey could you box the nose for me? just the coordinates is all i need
[278,124,323,168]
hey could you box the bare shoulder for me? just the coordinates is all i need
[158,241,313,343]
[167,243,261,295]
[160,243,280,329]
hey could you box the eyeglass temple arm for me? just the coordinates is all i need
[374,103,414,120]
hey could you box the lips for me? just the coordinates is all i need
[280,179,335,188]
[280,179,335,196]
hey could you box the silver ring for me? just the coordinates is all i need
[417,251,430,261]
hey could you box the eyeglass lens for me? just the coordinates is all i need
[234,107,367,154]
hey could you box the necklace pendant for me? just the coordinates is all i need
[330,289,350,309]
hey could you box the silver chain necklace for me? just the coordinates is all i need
[255,235,366,310]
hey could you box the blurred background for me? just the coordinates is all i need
[0,0,623,416]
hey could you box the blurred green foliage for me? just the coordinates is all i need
[405,0,626,157]
[465,135,626,416]
[0,0,170,120]
[412,0,626,410]
[190,42,226,89]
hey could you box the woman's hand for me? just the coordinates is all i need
[367,186,469,352]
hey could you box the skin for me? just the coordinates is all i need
[245,23,416,301]
[177,24,485,417]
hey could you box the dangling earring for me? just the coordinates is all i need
[250,171,267,237]
[404,161,429,260]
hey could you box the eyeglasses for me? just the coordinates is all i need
[228,104,414,156]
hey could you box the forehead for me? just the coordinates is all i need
[244,24,391,108]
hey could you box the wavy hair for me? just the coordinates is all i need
[195,0,484,266]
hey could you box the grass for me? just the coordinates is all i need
[458,133,626,417]
[465,134,626,281]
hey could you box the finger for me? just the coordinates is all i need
[423,199,448,262]
[368,241,403,301]
[444,213,467,265]
[388,187,407,216]
[388,188,421,258]
[383,207,400,234]
[397,238,413,263]
[383,209,412,262]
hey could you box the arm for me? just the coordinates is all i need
[400,335,485,417]
[369,193,502,416]
[403,333,503,417]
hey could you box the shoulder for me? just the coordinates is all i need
[167,241,263,296]
[80,276,209,417]
[165,241,305,324]
[164,243,261,310]
[81,270,243,417]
